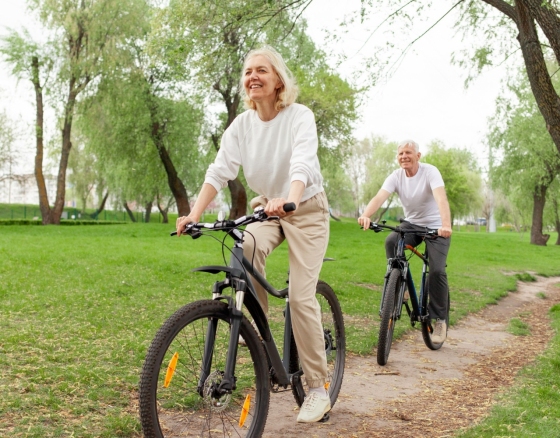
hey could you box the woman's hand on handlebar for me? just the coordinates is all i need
[176,214,200,236]
[264,198,296,218]
[358,215,371,231]
[438,225,452,238]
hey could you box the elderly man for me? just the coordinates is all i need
[358,139,452,343]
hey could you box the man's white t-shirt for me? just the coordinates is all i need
[204,103,323,203]
[381,163,445,228]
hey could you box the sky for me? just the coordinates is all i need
[0,0,512,174]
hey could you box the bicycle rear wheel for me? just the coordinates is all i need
[421,274,450,350]
[377,268,402,366]
[290,280,346,408]
[139,299,270,438]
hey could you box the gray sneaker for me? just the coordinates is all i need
[431,319,447,344]
[296,392,331,423]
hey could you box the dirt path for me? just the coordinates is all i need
[262,276,560,437]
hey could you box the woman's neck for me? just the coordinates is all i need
[255,101,279,121]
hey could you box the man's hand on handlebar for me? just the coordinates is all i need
[438,226,452,238]
[358,216,371,231]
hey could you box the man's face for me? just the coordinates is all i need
[397,144,421,171]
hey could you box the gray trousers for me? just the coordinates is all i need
[385,221,450,321]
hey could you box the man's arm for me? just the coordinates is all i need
[358,189,391,230]
[433,186,452,238]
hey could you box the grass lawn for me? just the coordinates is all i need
[0,219,559,437]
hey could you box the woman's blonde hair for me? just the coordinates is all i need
[240,45,298,111]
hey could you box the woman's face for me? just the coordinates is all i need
[243,55,282,106]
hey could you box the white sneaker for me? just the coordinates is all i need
[296,392,331,423]
[431,319,447,343]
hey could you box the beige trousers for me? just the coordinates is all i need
[243,191,329,388]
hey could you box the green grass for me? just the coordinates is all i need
[457,302,560,438]
[507,317,531,336]
[0,220,559,436]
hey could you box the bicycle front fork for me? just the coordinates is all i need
[197,279,247,397]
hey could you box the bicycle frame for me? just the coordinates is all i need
[192,227,297,396]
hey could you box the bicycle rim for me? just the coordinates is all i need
[139,300,269,437]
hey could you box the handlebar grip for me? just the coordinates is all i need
[170,231,178,236]
[283,202,296,212]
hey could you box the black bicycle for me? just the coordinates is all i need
[139,204,345,437]
[368,221,449,366]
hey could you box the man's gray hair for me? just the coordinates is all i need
[397,139,419,153]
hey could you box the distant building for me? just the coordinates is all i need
[0,173,57,205]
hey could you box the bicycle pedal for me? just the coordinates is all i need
[319,412,330,423]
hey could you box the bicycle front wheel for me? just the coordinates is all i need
[377,268,402,366]
[421,274,450,350]
[290,280,346,408]
[139,299,270,438]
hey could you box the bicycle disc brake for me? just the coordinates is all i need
[202,371,232,412]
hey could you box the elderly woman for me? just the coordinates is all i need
[176,46,331,423]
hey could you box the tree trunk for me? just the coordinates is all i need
[374,195,394,222]
[145,85,191,217]
[552,197,560,245]
[530,184,550,245]
[515,1,560,156]
[90,191,109,219]
[145,200,153,223]
[124,202,136,222]
[213,83,247,220]
[227,178,247,219]
[157,201,169,224]
[51,83,79,225]
[31,56,54,225]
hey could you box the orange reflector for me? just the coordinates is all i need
[163,352,179,388]
[239,394,251,427]
[324,382,330,390]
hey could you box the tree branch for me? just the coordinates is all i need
[481,0,518,22]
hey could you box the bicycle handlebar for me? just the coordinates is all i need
[368,221,439,237]
[171,202,296,237]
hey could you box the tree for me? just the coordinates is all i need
[153,0,358,218]
[78,66,208,220]
[1,0,147,224]
[423,141,483,224]
[488,65,560,245]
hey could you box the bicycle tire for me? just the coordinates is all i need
[139,299,270,438]
[421,273,450,350]
[290,280,346,408]
[377,268,401,366]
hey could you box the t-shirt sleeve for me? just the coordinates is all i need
[381,171,398,194]
[427,165,445,190]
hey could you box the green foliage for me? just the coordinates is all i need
[423,140,483,220]
[488,63,560,232]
